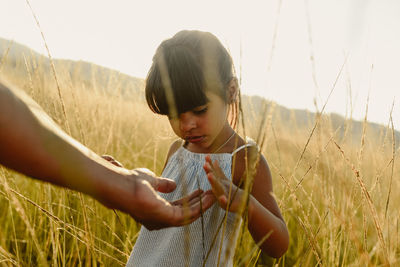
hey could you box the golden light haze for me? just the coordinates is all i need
[1,0,399,128]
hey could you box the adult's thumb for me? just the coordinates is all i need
[155,177,177,193]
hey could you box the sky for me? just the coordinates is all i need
[1,0,399,129]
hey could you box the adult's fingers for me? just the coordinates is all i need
[199,190,216,211]
[134,168,177,193]
[153,177,177,193]
[169,191,216,226]
[171,189,203,205]
[187,190,216,207]
[144,191,216,230]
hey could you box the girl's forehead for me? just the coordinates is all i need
[179,92,224,114]
[204,91,219,99]
[204,91,225,105]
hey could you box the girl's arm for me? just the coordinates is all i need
[204,150,289,258]
[246,153,289,258]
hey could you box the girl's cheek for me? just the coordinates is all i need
[169,120,180,135]
[196,117,206,129]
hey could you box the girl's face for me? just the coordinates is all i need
[168,91,232,153]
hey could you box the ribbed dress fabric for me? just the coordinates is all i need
[127,143,252,267]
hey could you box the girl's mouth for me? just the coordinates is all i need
[185,136,204,143]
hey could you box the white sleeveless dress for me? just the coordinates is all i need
[127,142,254,267]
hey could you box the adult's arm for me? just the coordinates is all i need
[0,80,214,230]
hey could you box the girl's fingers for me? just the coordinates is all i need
[204,157,226,196]
[206,171,225,197]
[211,159,227,181]
[205,155,228,182]
[205,155,235,210]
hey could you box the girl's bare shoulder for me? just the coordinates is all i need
[166,139,184,160]
[231,137,262,185]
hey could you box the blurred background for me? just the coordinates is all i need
[1,0,399,128]
[0,1,399,266]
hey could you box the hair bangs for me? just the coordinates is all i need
[146,44,209,116]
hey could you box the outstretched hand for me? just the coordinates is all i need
[203,155,246,213]
[102,154,216,230]
[130,180,215,230]
[102,154,176,193]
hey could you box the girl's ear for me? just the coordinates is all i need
[227,77,239,103]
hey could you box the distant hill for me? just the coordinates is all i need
[242,95,400,148]
[0,37,144,98]
[1,37,399,148]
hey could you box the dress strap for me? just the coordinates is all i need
[231,137,258,156]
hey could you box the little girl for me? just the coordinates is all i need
[126,30,289,266]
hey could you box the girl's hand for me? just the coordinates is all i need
[203,155,245,213]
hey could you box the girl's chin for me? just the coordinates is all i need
[185,137,215,152]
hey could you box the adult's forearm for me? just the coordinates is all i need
[0,80,126,200]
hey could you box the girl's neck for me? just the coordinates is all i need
[212,130,236,153]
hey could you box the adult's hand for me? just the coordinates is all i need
[101,155,216,229]
[101,155,177,193]
[121,175,215,230]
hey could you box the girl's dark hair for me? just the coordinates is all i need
[145,30,236,118]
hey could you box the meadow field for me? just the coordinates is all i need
[0,44,399,266]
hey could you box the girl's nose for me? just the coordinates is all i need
[180,113,196,132]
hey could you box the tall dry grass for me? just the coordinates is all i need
[0,39,399,266]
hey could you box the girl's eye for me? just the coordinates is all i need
[193,107,208,115]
